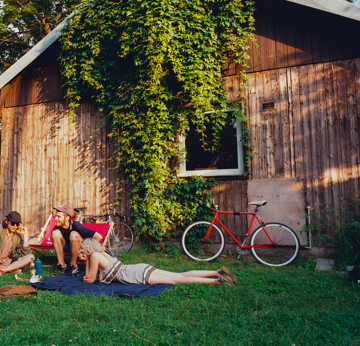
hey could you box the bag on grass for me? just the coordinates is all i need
[0,285,37,298]
[349,266,360,283]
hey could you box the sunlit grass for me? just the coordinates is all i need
[0,248,359,345]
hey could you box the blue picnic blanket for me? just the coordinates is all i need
[29,272,173,298]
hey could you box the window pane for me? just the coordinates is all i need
[185,113,239,171]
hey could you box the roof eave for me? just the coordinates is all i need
[0,17,69,89]
[284,0,360,22]
[1,1,360,90]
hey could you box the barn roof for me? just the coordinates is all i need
[285,0,360,21]
[0,0,360,89]
[0,17,68,89]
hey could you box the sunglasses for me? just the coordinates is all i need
[10,221,20,227]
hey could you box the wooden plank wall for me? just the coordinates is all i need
[0,100,129,235]
[211,179,248,244]
[222,0,360,76]
[2,43,63,108]
[224,58,360,236]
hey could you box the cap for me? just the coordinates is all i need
[6,211,22,223]
[53,205,76,218]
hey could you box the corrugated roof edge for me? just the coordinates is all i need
[1,0,360,90]
[0,16,71,89]
[285,0,360,22]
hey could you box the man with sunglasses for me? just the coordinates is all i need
[51,205,103,276]
[0,211,35,275]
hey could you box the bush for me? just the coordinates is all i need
[302,196,360,269]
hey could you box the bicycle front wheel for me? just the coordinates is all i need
[181,220,225,261]
[109,222,134,255]
[250,223,300,267]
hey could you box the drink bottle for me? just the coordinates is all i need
[35,259,43,276]
[30,262,36,276]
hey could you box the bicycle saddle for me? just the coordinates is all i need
[249,200,267,206]
[74,207,87,212]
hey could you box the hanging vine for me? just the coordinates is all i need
[60,0,255,240]
[234,107,254,175]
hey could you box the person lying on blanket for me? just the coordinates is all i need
[51,205,103,276]
[79,238,238,286]
[0,211,35,275]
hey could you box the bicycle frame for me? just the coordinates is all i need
[203,210,276,249]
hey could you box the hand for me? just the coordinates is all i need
[78,253,87,261]
[17,224,28,235]
[83,276,93,283]
[93,232,103,242]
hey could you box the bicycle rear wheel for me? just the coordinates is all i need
[109,222,134,255]
[181,220,225,261]
[250,222,300,267]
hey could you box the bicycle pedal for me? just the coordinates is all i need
[111,235,121,243]
[236,246,250,256]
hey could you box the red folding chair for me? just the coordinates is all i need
[30,215,110,256]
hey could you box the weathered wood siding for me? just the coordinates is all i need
[0,43,63,109]
[211,179,248,244]
[1,0,359,241]
[0,100,129,234]
[222,0,360,76]
[224,58,360,235]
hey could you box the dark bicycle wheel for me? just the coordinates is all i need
[109,222,134,255]
[250,222,300,267]
[181,220,225,261]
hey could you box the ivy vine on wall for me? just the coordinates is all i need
[60,0,255,240]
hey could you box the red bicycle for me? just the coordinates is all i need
[181,201,300,267]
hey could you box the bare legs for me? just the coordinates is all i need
[69,232,83,266]
[149,269,221,285]
[1,254,35,273]
[51,230,66,267]
[51,230,83,267]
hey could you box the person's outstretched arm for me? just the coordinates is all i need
[83,253,101,283]
[85,257,90,277]
[79,250,90,276]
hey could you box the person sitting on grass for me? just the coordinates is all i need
[51,205,103,276]
[0,211,35,275]
[79,238,238,286]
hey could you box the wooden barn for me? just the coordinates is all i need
[0,0,360,250]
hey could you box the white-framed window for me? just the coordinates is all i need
[178,109,244,177]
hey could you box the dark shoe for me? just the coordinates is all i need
[65,264,79,276]
[216,274,235,287]
[218,266,238,284]
[53,264,67,274]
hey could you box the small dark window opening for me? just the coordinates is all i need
[262,101,275,111]
[185,112,238,171]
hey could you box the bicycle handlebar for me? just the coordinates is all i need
[74,207,126,220]
[74,207,87,213]
[115,212,126,220]
[103,209,126,220]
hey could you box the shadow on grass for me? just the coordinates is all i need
[0,250,358,346]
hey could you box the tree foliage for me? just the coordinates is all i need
[60,0,255,239]
[0,0,80,73]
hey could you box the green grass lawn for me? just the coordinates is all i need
[0,249,359,346]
